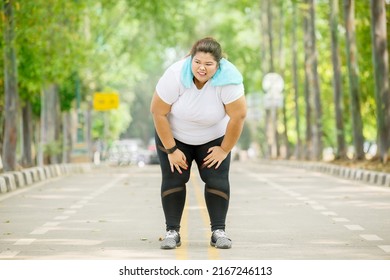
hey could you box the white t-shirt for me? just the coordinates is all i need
[156,58,244,145]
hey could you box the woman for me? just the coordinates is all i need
[150,37,246,249]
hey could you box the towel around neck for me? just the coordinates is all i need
[180,56,243,89]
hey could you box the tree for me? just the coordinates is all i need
[370,0,390,163]
[303,0,323,160]
[2,0,19,171]
[330,0,346,159]
[343,0,365,160]
[291,0,302,159]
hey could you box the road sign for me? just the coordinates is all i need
[93,92,119,111]
[262,72,284,93]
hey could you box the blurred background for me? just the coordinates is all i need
[1,0,390,172]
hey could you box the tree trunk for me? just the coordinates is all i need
[260,0,269,77]
[303,2,312,160]
[343,0,365,160]
[39,84,60,165]
[265,0,279,158]
[278,1,289,159]
[21,101,33,167]
[62,112,73,163]
[266,0,274,73]
[308,0,323,160]
[330,0,347,159]
[370,0,390,163]
[292,1,302,160]
[2,0,19,172]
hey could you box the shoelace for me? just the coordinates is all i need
[165,230,178,239]
[213,229,228,238]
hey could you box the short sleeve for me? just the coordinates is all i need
[220,83,245,104]
[155,67,181,105]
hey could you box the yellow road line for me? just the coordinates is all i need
[190,172,220,260]
[176,188,189,260]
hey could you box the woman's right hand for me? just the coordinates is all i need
[168,149,188,174]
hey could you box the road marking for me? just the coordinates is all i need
[321,211,338,216]
[30,228,50,235]
[176,186,189,260]
[305,200,318,205]
[360,234,383,241]
[0,250,20,258]
[312,205,327,210]
[378,245,390,253]
[30,222,60,235]
[345,225,365,231]
[332,217,350,222]
[14,238,36,245]
[63,210,77,215]
[43,222,60,227]
[54,216,69,220]
[191,173,219,260]
[244,167,389,257]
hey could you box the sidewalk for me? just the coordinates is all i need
[268,159,390,188]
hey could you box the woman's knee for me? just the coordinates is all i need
[161,171,191,191]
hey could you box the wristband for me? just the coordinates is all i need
[165,145,178,154]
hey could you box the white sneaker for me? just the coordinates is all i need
[160,230,181,249]
[210,229,232,249]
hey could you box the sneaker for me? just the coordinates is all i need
[160,230,181,249]
[210,229,232,249]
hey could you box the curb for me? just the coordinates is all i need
[0,163,95,195]
[267,160,390,188]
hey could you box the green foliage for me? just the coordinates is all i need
[1,0,388,161]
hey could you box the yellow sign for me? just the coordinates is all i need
[93,92,119,111]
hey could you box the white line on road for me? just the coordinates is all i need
[43,222,60,227]
[332,217,350,222]
[321,211,338,216]
[378,245,390,253]
[345,225,365,231]
[311,205,327,210]
[360,234,383,241]
[54,216,69,220]
[30,222,60,235]
[0,250,20,258]
[305,200,318,205]
[30,228,50,235]
[14,238,36,245]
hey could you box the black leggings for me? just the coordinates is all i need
[155,134,231,232]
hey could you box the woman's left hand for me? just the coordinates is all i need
[203,146,228,169]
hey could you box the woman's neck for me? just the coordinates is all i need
[193,77,207,89]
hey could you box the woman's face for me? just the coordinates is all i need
[191,52,218,87]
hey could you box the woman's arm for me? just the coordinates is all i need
[150,91,176,150]
[150,91,188,173]
[203,95,247,169]
[221,95,247,153]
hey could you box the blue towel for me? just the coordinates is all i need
[180,56,243,88]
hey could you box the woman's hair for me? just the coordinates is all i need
[189,37,224,62]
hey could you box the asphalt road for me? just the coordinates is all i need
[0,160,390,260]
